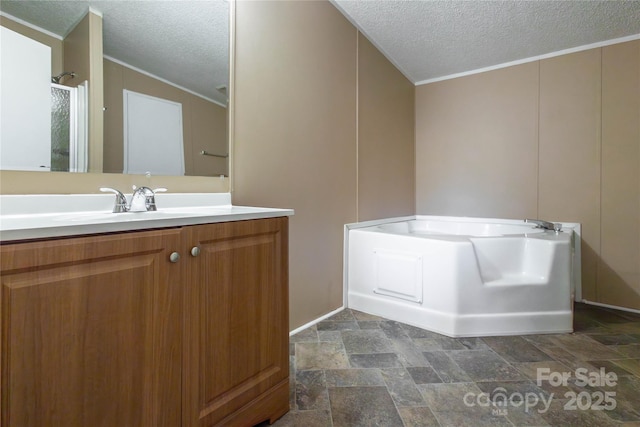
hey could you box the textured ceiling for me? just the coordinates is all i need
[332,0,640,84]
[0,0,229,105]
[3,1,640,98]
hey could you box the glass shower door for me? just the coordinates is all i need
[51,84,71,171]
[50,82,87,172]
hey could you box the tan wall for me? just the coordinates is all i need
[233,0,357,330]
[539,50,602,301]
[190,96,228,177]
[63,14,90,88]
[415,40,640,310]
[103,59,228,177]
[88,12,104,174]
[599,41,640,308]
[357,33,415,220]
[0,171,228,194]
[0,16,64,76]
[64,11,104,172]
[416,63,539,218]
[233,0,415,329]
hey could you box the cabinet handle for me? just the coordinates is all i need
[190,246,201,257]
[169,252,181,263]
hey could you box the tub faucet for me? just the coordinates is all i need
[525,219,562,232]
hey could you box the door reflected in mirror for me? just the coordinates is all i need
[0,0,230,177]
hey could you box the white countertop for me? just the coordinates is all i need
[0,193,293,242]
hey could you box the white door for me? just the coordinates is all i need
[0,27,51,171]
[123,90,184,175]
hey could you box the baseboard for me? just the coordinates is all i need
[581,300,640,315]
[289,306,345,336]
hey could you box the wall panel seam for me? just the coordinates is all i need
[597,47,603,301]
[355,29,360,222]
[536,60,541,219]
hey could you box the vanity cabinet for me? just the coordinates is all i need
[0,217,289,427]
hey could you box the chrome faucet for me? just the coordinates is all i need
[129,186,167,212]
[524,218,562,232]
[100,186,167,212]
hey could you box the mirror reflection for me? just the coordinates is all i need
[0,0,229,177]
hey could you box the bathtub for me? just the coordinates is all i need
[344,216,581,337]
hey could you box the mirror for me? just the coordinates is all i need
[0,0,230,177]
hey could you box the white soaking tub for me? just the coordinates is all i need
[344,216,581,337]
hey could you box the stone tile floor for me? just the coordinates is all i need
[263,303,640,427]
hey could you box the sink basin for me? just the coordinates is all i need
[160,206,230,214]
[0,192,293,242]
[55,211,181,222]
[52,206,233,223]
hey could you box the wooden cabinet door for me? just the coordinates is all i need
[0,229,183,427]
[183,217,289,426]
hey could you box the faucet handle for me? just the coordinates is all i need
[100,187,128,213]
[146,188,167,211]
[145,188,165,211]
[148,188,167,211]
[147,188,167,211]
